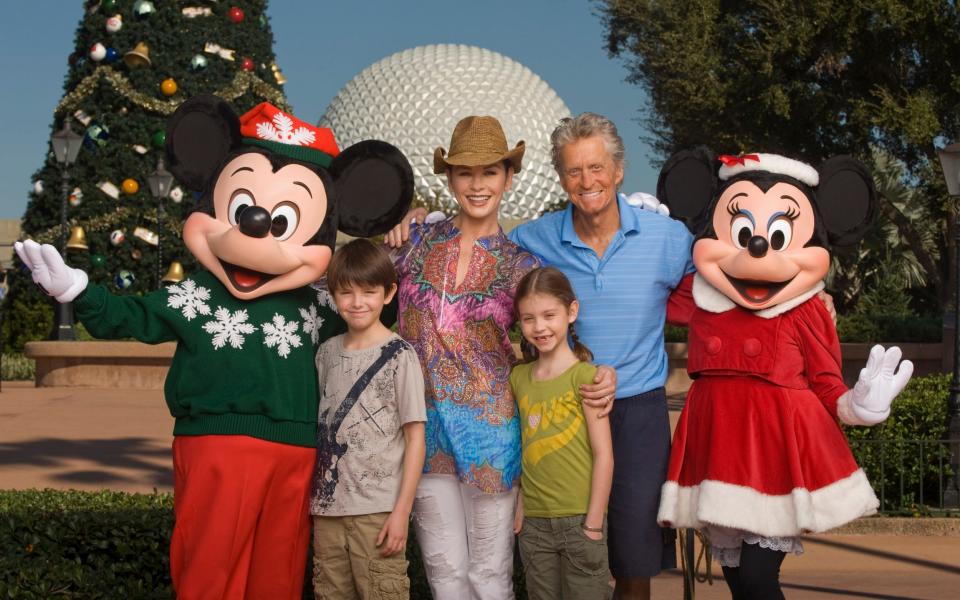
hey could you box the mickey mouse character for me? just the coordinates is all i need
[16,95,411,600]
[655,149,913,599]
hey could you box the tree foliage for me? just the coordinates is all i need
[598,0,960,306]
[3,1,287,348]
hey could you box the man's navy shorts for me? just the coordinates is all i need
[607,386,677,579]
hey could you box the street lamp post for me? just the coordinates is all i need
[937,142,960,508]
[50,120,84,340]
[147,158,174,288]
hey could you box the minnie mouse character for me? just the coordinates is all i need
[656,148,913,599]
[16,95,411,600]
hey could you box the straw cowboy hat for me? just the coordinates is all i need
[433,116,525,174]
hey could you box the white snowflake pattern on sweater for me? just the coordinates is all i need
[202,307,256,349]
[299,304,323,345]
[262,313,302,358]
[310,281,338,314]
[167,279,212,321]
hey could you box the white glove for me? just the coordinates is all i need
[620,192,670,217]
[14,239,89,303]
[837,344,914,426]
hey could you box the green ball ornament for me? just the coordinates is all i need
[90,254,106,268]
[152,130,166,149]
[190,54,208,71]
[102,0,117,10]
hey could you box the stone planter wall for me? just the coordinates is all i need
[24,340,945,392]
[25,341,176,389]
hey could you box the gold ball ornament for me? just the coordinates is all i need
[122,178,140,195]
[160,78,178,96]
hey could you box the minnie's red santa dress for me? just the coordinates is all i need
[659,274,879,563]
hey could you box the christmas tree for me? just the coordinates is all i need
[5,0,289,348]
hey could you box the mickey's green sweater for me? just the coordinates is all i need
[74,270,343,447]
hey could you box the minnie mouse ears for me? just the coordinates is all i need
[815,156,878,246]
[657,148,877,247]
[656,146,718,233]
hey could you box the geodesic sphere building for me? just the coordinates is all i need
[320,44,572,221]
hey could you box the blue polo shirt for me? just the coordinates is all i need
[509,195,694,397]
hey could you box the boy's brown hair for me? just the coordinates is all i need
[325,238,397,293]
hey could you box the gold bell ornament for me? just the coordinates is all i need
[66,226,89,250]
[271,63,287,85]
[123,42,152,69]
[161,260,185,284]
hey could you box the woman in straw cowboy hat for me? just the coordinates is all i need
[384,116,534,598]
[387,116,617,598]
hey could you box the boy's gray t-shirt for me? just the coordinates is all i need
[310,333,426,517]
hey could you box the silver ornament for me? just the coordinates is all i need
[190,54,208,71]
[320,44,572,221]
[133,0,156,19]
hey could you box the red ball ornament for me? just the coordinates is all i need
[241,57,254,72]
[227,6,244,23]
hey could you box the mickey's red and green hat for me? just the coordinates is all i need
[239,102,339,168]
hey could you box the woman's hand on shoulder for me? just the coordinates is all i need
[384,207,447,248]
[580,365,616,418]
[384,207,427,248]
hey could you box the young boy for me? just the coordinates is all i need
[310,239,426,599]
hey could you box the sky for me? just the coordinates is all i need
[0,0,659,220]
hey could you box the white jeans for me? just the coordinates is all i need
[412,474,518,600]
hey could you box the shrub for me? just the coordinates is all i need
[0,489,174,599]
[664,324,688,343]
[1,286,52,352]
[845,373,955,514]
[1,353,35,380]
[836,313,941,343]
[0,489,531,599]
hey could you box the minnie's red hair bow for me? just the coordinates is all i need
[718,154,760,166]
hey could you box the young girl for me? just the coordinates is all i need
[511,267,614,600]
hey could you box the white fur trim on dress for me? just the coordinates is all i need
[657,469,878,537]
[692,273,825,319]
[719,153,819,187]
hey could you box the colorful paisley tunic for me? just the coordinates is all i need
[395,218,541,493]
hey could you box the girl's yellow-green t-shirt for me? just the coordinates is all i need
[509,360,598,517]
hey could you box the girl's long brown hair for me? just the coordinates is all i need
[514,267,593,363]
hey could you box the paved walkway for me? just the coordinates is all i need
[2,381,959,599]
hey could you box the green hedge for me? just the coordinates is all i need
[0,489,528,599]
[845,373,955,514]
[836,314,942,343]
[1,353,34,381]
[0,490,174,599]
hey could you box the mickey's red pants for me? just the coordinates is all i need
[170,435,314,600]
